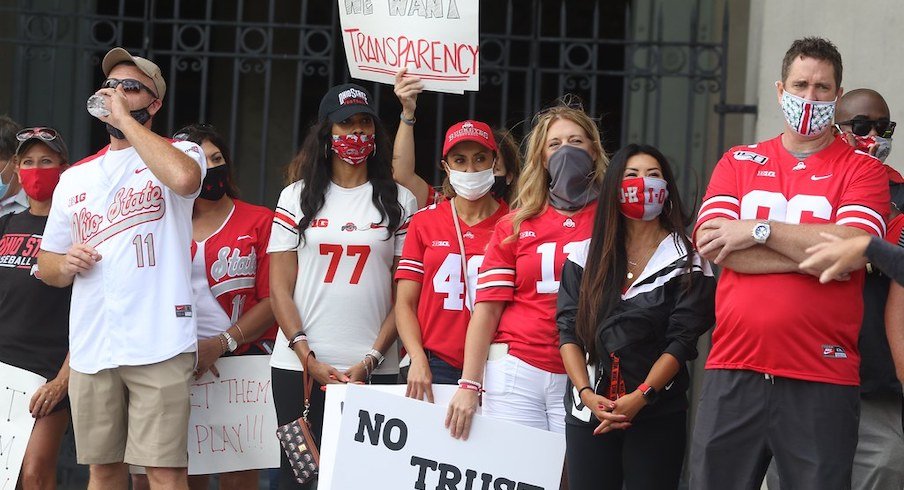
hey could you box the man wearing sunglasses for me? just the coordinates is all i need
[0,115,27,218]
[38,47,205,490]
[833,88,904,490]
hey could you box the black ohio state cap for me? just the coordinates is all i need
[318,83,379,124]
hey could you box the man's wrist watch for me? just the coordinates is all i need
[752,220,771,245]
[221,331,238,352]
[637,383,659,405]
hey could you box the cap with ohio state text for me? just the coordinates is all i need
[443,120,497,157]
[318,83,378,124]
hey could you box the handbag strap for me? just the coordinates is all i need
[449,198,472,309]
[302,351,316,421]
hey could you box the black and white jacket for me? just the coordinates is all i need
[557,233,716,426]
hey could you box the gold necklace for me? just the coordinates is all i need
[626,245,657,281]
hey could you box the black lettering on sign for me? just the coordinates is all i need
[410,455,438,490]
[436,462,462,490]
[353,409,408,450]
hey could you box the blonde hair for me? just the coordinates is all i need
[509,101,609,240]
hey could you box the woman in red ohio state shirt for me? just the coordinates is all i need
[174,123,276,489]
[445,99,610,443]
[395,120,510,403]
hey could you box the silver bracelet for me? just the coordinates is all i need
[400,113,416,126]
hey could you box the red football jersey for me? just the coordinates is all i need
[695,135,890,385]
[395,199,509,368]
[190,199,276,354]
[886,213,904,245]
[477,203,597,373]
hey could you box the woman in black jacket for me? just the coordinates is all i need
[557,144,716,489]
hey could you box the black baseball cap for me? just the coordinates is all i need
[318,83,379,123]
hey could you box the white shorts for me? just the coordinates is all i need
[482,352,567,434]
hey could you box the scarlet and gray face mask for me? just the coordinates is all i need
[780,90,836,137]
[330,134,375,166]
[619,177,669,221]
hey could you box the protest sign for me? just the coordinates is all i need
[338,0,479,93]
[187,356,279,475]
[319,384,461,489]
[323,384,565,490]
[0,361,46,489]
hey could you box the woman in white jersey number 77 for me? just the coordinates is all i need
[267,83,417,489]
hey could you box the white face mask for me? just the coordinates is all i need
[446,166,494,201]
[780,90,836,137]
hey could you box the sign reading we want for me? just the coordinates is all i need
[338,0,479,93]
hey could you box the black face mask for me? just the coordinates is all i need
[105,104,153,140]
[198,164,229,201]
[490,175,509,200]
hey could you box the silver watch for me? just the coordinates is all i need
[752,221,771,245]
[221,331,239,352]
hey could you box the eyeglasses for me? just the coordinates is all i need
[101,78,158,98]
[16,127,59,142]
[836,118,896,138]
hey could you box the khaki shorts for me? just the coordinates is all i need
[69,353,194,467]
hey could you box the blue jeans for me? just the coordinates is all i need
[426,350,462,385]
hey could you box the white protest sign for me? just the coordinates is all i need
[327,384,565,490]
[187,356,279,475]
[319,384,461,490]
[338,0,479,94]
[0,361,46,489]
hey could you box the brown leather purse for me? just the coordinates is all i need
[275,352,321,484]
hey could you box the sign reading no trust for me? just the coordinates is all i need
[338,0,480,94]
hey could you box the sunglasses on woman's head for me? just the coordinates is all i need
[101,78,158,98]
[16,127,58,142]
[836,118,896,138]
[172,123,217,142]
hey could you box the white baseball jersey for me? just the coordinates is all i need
[41,142,206,374]
[268,180,417,374]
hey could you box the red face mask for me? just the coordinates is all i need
[619,177,669,221]
[18,167,62,202]
[330,134,375,166]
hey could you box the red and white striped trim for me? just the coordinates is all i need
[836,204,886,237]
[476,268,515,289]
[397,258,424,275]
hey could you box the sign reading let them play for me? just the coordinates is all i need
[329,384,565,490]
[338,0,479,93]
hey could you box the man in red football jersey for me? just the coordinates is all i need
[689,37,890,489]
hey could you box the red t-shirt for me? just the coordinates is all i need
[476,203,597,373]
[694,135,889,385]
[395,199,509,368]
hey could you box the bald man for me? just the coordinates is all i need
[837,89,904,490]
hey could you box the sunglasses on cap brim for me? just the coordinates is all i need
[16,127,59,142]
[836,119,896,138]
[101,78,159,98]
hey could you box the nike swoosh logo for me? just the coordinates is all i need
[135,167,149,174]
[237,235,252,240]
[811,174,833,181]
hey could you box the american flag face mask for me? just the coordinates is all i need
[781,90,836,137]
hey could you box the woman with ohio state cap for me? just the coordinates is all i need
[396,119,511,403]
[557,144,715,489]
[445,99,609,450]
[268,83,417,489]
[391,68,521,208]
[0,127,71,489]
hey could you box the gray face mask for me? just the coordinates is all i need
[547,145,599,211]
[872,135,892,163]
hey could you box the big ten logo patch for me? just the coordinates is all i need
[311,219,330,228]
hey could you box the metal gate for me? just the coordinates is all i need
[0,0,739,207]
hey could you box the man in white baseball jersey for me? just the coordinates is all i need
[38,47,205,490]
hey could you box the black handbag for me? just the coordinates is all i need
[275,352,320,485]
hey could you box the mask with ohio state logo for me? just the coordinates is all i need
[330,134,375,166]
[619,177,669,221]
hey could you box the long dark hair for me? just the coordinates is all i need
[575,144,694,363]
[174,123,240,198]
[285,117,402,241]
